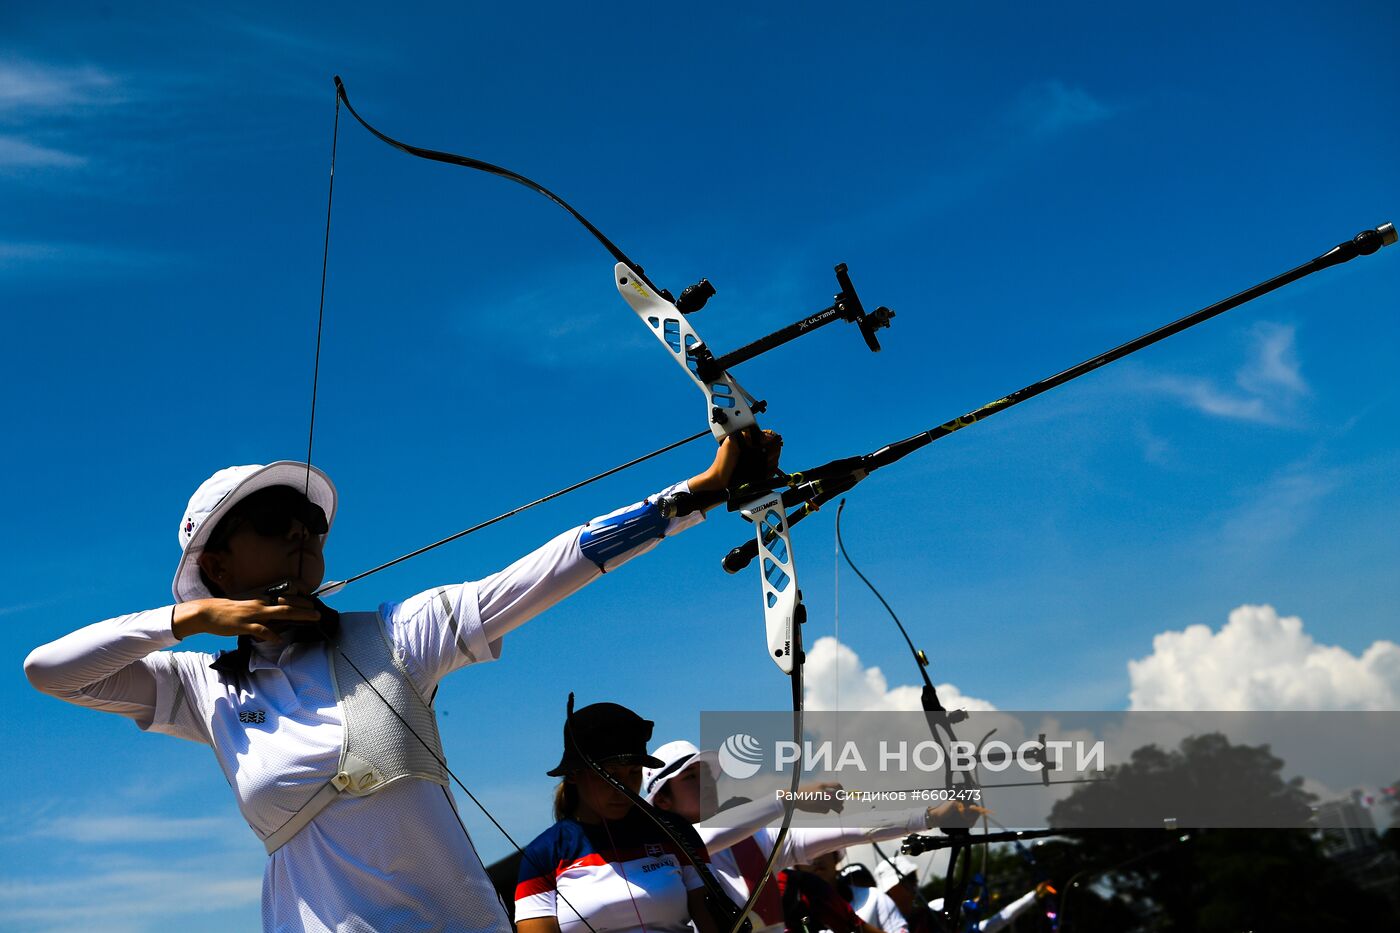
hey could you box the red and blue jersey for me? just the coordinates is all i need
[515,810,709,933]
[778,869,864,933]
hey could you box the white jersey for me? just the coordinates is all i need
[850,886,907,933]
[696,798,931,932]
[25,484,701,932]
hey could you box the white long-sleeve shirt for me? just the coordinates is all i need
[24,484,702,933]
[850,886,906,933]
[929,887,1041,932]
[694,797,932,932]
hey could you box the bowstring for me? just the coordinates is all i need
[599,816,650,933]
[836,499,972,926]
[832,502,852,877]
[299,85,340,588]
[304,89,338,504]
[306,84,606,933]
[304,78,710,600]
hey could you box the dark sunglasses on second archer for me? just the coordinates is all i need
[222,486,329,539]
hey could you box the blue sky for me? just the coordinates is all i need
[4,2,1398,929]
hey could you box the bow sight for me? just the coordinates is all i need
[683,263,895,392]
[615,259,895,444]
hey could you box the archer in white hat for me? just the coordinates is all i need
[643,739,978,933]
[872,854,920,896]
[839,858,907,933]
[24,434,778,933]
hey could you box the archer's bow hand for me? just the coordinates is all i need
[688,428,784,496]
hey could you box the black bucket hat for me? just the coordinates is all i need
[547,697,665,777]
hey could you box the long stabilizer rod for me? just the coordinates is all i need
[724,222,1396,572]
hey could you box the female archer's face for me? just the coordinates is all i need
[654,762,718,823]
[572,763,643,823]
[199,514,326,597]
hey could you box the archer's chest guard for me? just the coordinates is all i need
[262,611,449,854]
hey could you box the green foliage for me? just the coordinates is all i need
[1049,733,1314,830]
[917,732,1400,930]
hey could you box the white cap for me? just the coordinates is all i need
[839,862,875,888]
[873,854,919,892]
[173,461,337,602]
[642,740,720,802]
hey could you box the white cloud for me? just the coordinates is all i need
[0,60,117,114]
[1011,79,1115,138]
[1217,466,1336,553]
[2,806,261,931]
[0,135,85,168]
[1135,321,1308,425]
[1237,321,1307,397]
[0,239,167,276]
[1128,604,1400,711]
[0,60,124,177]
[0,866,260,931]
[0,596,69,617]
[1132,421,1173,466]
[802,636,998,713]
[1140,373,1271,422]
[31,813,242,844]
[0,241,70,264]
[461,258,653,368]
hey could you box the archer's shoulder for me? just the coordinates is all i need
[160,644,219,675]
[524,817,591,862]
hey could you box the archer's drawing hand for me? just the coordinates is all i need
[173,595,324,643]
[793,781,845,813]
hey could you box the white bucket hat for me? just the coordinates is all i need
[642,740,720,802]
[873,854,920,892]
[173,461,338,602]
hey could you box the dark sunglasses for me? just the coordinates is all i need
[208,486,329,548]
